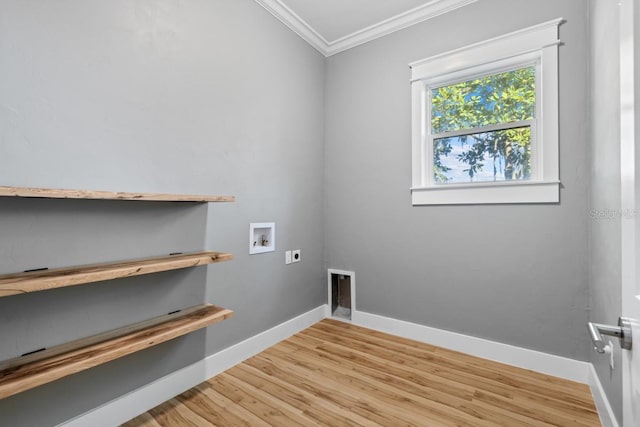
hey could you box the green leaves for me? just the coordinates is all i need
[430,66,535,182]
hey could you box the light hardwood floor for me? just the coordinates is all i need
[123,319,601,426]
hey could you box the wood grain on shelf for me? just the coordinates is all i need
[0,186,235,203]
[0,304,233,400]
[0,251,233,297]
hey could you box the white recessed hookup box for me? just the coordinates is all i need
[249,222,275,254]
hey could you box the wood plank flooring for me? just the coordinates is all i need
[123,319,601,426]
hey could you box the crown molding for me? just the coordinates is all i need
[326,0,479,56]
[255,0,479,57]
[253,0,329,55]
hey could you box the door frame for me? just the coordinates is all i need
[620,0,640,425]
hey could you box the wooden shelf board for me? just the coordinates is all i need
[0,186,235,203]
[0,304,233,400]
[0,251,233,297]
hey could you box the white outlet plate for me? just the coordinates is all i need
[285,251,292,265]
[292,249,301,263]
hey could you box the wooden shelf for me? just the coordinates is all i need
[0,251,233,297]
[0,186,235,203]
[0,304,233,399]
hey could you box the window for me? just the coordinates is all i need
[410,19,562,205]
[432,66,536,184]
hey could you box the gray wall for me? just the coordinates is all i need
[0,0,616,424]
[0,0,326,425]
[588,0,623,423]
[325,0,591,360]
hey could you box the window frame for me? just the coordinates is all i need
[410,18,562,205]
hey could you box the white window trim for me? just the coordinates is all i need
[410,18,563,205]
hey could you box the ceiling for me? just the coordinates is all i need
[254,0,478,56]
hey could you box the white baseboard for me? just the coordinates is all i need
[60,305,326,427]
[62,304,617,427]
[349,309,624,426]
[350,310,591,383]
[588,365,620,427]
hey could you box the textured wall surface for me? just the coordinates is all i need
[0,1,326,425]
[325,0,591,360]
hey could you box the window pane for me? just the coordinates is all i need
[431,67,535,134]
[433,126,531,184]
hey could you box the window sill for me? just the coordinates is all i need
[411,181,560,205]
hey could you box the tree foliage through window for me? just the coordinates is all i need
[431,66,536,183]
